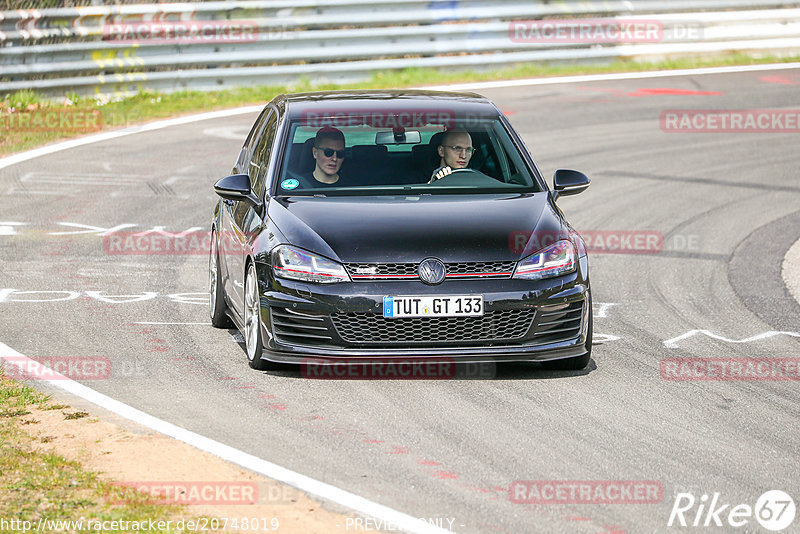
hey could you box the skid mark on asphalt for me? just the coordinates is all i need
[213,379,471,485]
[759,74,800,85]
[6,172,191,198]
[576,86,722,98]
[220,384,588,528]
[629,88,722,96]
[145,335,169,353]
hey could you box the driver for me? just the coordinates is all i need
[429,130,474,183]
[308,126,347,186]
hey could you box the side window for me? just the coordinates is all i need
[248,111,278,196]
[232,108,268,174]
[244,109,270,153]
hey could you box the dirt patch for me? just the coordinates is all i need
[22,406,358,533]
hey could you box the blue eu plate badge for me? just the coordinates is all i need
[383,297,394,317]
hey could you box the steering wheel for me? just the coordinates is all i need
[429,167,485,185]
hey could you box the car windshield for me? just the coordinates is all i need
[274,111,542,196]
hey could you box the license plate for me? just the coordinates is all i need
[383,296,483,318]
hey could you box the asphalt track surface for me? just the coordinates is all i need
[2,67,799,533]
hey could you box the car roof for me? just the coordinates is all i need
[275,89,501,119]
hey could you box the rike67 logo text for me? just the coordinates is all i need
[668,490,795,531]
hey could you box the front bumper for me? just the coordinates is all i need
[254,260,590,364]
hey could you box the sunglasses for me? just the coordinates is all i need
[316,147,346,158]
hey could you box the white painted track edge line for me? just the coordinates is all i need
[2,63,799,171]
[0,342,451,534]
[0,105,264,171]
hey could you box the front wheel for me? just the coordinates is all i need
[209,230,233,328]
[244,263,273,370]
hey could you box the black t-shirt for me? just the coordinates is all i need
[300,171,353,188]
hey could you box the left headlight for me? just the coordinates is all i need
[271,245,350,284]
[513,240,576,280]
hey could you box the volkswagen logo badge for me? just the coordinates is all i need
[418,258,446,285]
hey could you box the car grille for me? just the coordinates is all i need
[330,310,535,344]
[344,261,516,281]
[271,307,333,345]
[530,300,585,345]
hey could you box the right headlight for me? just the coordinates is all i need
[271,245,350,284]
[513,240,576,280]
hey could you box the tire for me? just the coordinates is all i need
[209,230,233,328]
[244,262,273,370]
[541,294,592,371]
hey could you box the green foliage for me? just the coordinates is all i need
[2,53,799,156]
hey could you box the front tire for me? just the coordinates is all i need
[244,262,272,370]
[209,230,233,328]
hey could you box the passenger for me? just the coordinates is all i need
[308,126,348,186]
[429,130,474,183]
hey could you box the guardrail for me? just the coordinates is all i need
[1,0,799,98]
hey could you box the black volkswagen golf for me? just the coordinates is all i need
[210,90,592,372]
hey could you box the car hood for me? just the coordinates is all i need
[268,193,568,263]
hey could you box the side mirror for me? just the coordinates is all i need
[214,174,263,210]
[552,169,590,200]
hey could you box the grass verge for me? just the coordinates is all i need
[1,53,799,156]
[0,368,203,533]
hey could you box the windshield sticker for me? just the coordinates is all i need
[281,179,300,190]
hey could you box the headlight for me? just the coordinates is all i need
[571,230,587,257]
[271,245,350,284]
[513,240,576,280]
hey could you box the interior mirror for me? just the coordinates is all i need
[376,130,421,145]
